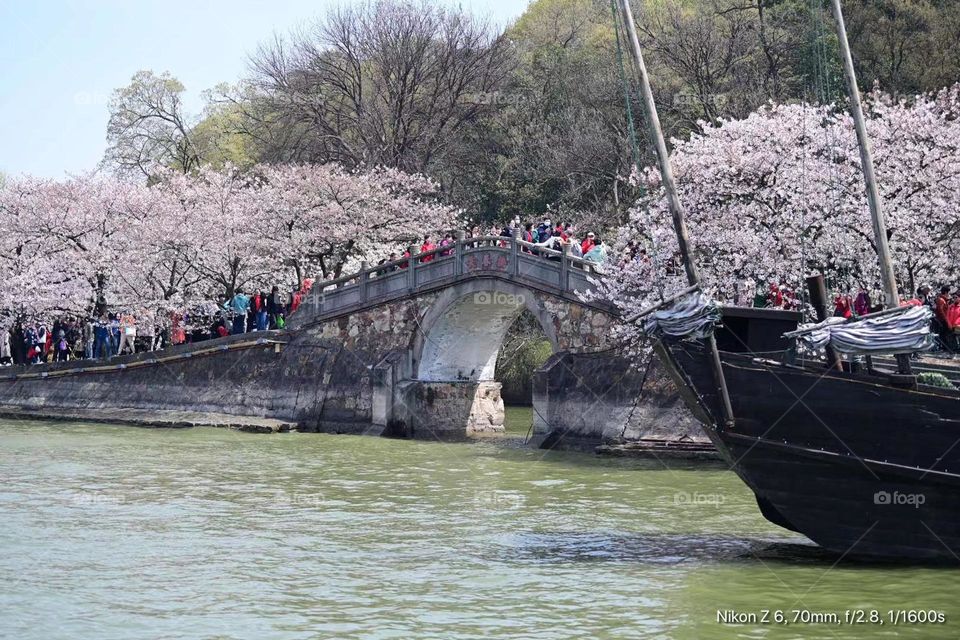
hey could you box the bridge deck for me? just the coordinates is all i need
[292,235,610,326]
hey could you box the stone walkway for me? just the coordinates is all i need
[0,407,297,433]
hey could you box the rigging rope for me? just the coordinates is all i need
[810,0,844,230]
[609,0,666,299]
[611,0,641,171]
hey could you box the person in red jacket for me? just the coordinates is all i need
[935,286,951,326]
[768,282,784,308]
[932,285,953,350]
[833,294,852,319]
[420,234,437,263]
[947,296,960,329]
[581,232,595,256]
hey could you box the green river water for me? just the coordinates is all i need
[1,408,957,639]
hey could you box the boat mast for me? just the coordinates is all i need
[616,0,698,286]
[616,0,735,427]
[829,0,913,375]
[829,0,900,309]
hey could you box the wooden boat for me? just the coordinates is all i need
[612,0,960,561]
[655,307,960,561]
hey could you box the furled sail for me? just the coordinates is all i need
[786,305,935,355]
[644,292,720,339]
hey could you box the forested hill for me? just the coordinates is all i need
[103,0,960,229]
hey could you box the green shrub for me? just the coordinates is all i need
[917,372,955,389]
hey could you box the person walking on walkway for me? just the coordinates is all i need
[94,315,110,359]
[225,290,251,335]
[138,309,156,351]
[107,314,120,356]
[54,330,70,362]
[0,329,10,365]
[82,317,94,359]
[118,311,137,355]
[253,290,269,331]
[11,324,25,365]
[267,286,284,329]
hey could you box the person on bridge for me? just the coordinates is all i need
[82,318,94,359]
[54,329,70,362]
[536,219,552,243]
[290,286,304,313]
[521,223,535,244]
[93,315,110,359]
[439,233,455,257]
[499,222,514,247]
[583,236,607,264]
[108,314,121,356]
[170,311,186,346]
[581,232,596,256]
[225,290,251,335]
[420,234,437,263]
[0,329,9,366]
[377,253,400,275]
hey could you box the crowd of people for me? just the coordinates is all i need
[911,285,960,351]
[506,218,608,263]
[371,219,609,271]
[833,284,960,352]
[757,281,960,352]
[0,283,311,366]
[0,219,611,367]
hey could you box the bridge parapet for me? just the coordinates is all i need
[292,235,605,326]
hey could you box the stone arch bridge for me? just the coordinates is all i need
[0,236,698,446]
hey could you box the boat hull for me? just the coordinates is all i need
[656,328,960,562]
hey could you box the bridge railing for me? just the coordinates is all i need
[299,234,604,319]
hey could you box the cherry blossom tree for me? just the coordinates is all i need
[601,83,960,345]
[155,165,277,300]
[255,163,462,283]
[0,161,461,328]
[0,175,133,321]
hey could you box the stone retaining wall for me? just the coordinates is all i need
[0,332,346,429]
[531,349,703,449]
[0,284,705,447]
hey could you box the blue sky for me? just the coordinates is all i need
[0,0,528,178]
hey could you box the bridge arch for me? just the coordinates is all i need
[290,235,620,438]
[411,279,560,382]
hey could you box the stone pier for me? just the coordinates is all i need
[383,380,505,439]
